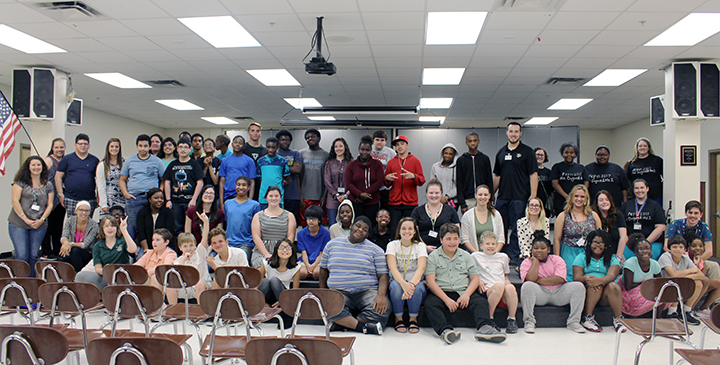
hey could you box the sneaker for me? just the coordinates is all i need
[363,322,383,335]
[693,309,711,318]
[683,311,701,326]
[39,254,58,261]
[506,318,518,334]
[524,321,536,334]
[666,311,680,321]
[474,324,507,343]
[581,314,602,332]
[567,322,586,333]
[612,316,627,333]
[441,329,461,344]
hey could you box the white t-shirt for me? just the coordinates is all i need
[174,244,211,288]
[213,247,249,268]
[471,251,509,287]
[263,259,301,289]
[385,240,428,282]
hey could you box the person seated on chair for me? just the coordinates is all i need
[76,216,137,290]
[682,232,720,318]
[166,212,212,305]
[134,228,177,292]
[206,227,249,289]
[258,238,301,306]
[297,205,330,280]
[59,201,99,272]
[319,216,389,335]
[424,223,506,344]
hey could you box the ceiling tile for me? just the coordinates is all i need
[484,12,553,30]
[151,0,228,17]
[361,12,425,30]
[366,30,424,45]
[545,11,620,30]
[536,30,600,45]
[91,0,169,19]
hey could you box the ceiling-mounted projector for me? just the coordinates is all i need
[304,16,337,76]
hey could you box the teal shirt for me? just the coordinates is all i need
[426,248,478,293]
[572,253,620,278]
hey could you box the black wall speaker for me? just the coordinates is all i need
[650,95,665,126]
[32,68,54,119]
[66,99,82,126]
[700,63,720,118]
[673,63,697,117]
[11,69,31,118]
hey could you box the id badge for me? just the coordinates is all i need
[504,154,512,161]
[428,230,438,238]
[577,237,586,246]
[634,223,642,230]
[337,187,346,193]
[30,203,41,211]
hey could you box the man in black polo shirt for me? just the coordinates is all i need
[493,122,538,265]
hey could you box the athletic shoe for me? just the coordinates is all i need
[363,322,383,335]
[581,314,602,332]
[666,311,681,321]
[506,318,518,334]
[524,321,536,334]
[567,322,586,333]
[613,316,627,333]
[441,329,461,344]
[683,311,701,326]
[39,254,58,261]
[474,324,507,343]
[693,309,711,318]
[329,323,348,332]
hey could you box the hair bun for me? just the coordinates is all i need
[532,230,546,240]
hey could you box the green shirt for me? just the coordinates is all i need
[92,237,130,266]
[474,210,493,252]
[426,247,478,293]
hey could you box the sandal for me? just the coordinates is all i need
[408,321,420,334]
[394,320,407,333]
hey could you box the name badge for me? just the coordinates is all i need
[634,223,642,230]
[504,154,512,161]
[577,237,586,246]
[30,204,41,212]
[337,187,345,193]
[428,230,438,238]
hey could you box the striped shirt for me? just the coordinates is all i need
[320,237,389,292]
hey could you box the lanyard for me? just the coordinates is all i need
[400,244,413,278]
[426,204,443,229]
[634,199,646,217]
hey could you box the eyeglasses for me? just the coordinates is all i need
[591,241,606,246]
[278,246,293,251]
[528,204,541,208]
[76,142,89,146]
[203,191,215,196]
[77,209,90,213]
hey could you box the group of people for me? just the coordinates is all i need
[7,121,719,345]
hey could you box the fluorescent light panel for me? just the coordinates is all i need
[583,69,647,87]
[84,73,152,89]
[422,68,465,85]
[0,25,66,54]
[155,99,204,111]
[284,98,322,109]
[645,13,720,47]
[419,116,446,124]
[178,16,260,48]
[202,117,238,125]
[247,69,300,86]
[426,12,487,45]
[308,116,336,121]
[419,98,453,109]
[525,117,558,125]
[547,98,593,110]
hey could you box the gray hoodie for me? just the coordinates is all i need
[430,143,458,200]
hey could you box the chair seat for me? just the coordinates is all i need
[199,335,250,358]
[249,306,283,323]
[120,331,193,346]
[39,302,105,316]
[288,335,355,357]
[620,318,694,336]
[699,317,720,335]
[675,349,720,365]
[162,303,209,321]
[60,328,114,350]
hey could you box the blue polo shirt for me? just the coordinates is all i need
[573,253,620,278]
[120,154,165,195]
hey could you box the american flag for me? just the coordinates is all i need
[0,91,22,176]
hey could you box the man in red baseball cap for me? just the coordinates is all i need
[384,135,425,233]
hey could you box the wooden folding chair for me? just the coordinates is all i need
[245,337,343,365]
[34,261,75,283]
[0,260,30,278]
[0,278,45,325]
[198,288,270,365]
[87,337,184,365]
[613,277,698,365]
[0,325,68,365]
[102,264,149,285]
[278,289,356,365]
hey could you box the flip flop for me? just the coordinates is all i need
[408,320,420,334]
[394,321,407,333]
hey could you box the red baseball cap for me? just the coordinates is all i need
[391,135,409,146]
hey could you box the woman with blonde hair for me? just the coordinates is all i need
[517,196,550,260]
[96,138,125,217]
[554,184,602,281]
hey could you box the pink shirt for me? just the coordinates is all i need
[134,248,177,277]
[520,254,567,290]
[75,231,85,243]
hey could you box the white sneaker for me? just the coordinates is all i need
[567,322,586,333]
[524,321,536,334]
[581,314,602,332]
[693,309,711,318]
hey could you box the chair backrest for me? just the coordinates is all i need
[0,278,45,307]
[245,338,343,365]
[198,288,265,320]
[102,264,149,285]
[0,260,31,278]
[0,325,68,365]
[711,303,720,329]
[34,261,75,283]
[38,282,101,314]
[278,289,345,320]
[640,277,695,303]
[86,337,183,365]
[102,284,164,318]
[214,266,262,288]
[154,265,200,289]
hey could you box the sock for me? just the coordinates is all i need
[508,317,515,320]
[668,306,678,314]
[684,305,692,312]
[355,322,366,333]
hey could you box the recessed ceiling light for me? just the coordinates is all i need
[155,99,204,111]
[0,25,66,54]
[583,69,647,87]
[419,116,446,124]
[547,98,593,110]
[84,73,152,89]
[202,117,238,125]
[524,117,558,125]
[419,98,453,109]
[247,69,300,86]
[645,13,720,47]
[426,12,487,45]
[284,98,322,109]
[178,16,261,48]
[422,68,465,85]
[308,116,335,121]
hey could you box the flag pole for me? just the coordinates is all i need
[0,90,42,157]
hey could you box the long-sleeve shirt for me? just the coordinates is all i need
[324,159,350,210]
[385,153,425,206]
[344,158,384,206]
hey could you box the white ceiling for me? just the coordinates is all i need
[0,0,718,130]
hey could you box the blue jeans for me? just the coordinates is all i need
[258,277,287,304]
[171,202,189,234]
[125,194,148,240]
[330,287,390,324]
[495,199,526,263]
[389,280,427,317]
[327,209,338,227]
[236,244,253,265]
[8,223,47,277]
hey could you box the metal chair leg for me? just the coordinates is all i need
[613,328,623,365]
[634,339,650,365]
[669,341,674,365]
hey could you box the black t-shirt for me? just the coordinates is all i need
[550,162,585,204]
[163,159,205,203]
[410,203,461,248]
[493,142,538,201]
[584,162,629,208]
[368,227,393,252]
[619,199,665,243]
[600,212,627,249]
[202,156,222,188]
[536,167,553,215]
[626,155,663,201]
